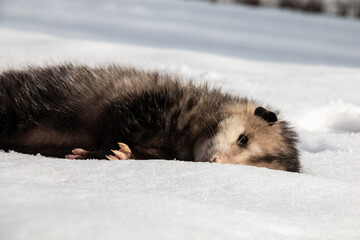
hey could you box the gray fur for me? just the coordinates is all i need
[0,64,300,172]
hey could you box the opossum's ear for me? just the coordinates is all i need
[254,107,277,124]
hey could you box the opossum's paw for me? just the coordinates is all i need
[65,143,133,160]
[65,148,89,160]
[106,142,133,160]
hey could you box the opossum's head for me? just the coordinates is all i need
[194,103,300,172]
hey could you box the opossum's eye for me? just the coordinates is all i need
[254,107,277,123]
[237,134,248,146]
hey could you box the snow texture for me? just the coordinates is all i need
[1,0,360,239]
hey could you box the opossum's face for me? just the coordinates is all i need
[194,105,299,172]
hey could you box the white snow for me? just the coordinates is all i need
[1,0,360,239]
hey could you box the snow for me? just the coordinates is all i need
[1,0,360,239]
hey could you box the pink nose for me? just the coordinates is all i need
[212,153,231,164]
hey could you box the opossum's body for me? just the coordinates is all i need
[0,64,300,172]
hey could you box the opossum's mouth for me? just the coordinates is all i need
[194,138,233,164]
[200,156,212,163]
[195,150,213,163]
[197,149,234,164]
[197,150,219,163]
[195,143,224,163]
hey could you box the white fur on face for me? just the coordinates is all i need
[194,104,287,170]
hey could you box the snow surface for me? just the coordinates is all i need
[1,0,360,239]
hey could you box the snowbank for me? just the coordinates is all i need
[1,152,359,239]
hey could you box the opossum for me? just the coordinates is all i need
[0,64,300,172]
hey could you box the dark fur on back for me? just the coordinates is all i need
[0,64,300,172]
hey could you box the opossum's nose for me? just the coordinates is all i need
[211,152,231,164]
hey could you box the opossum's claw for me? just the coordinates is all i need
[66,154,83,160]
[72,148,88,156]
[111,149,128,159]
[66,148,89,160]
[106,154,119,160]
[118,142,132,154]
[106,143,133,160]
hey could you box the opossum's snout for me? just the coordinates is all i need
[209,153,231,164]
[196,150,230,164]
[194,105,299,172]
[207,134,249,164]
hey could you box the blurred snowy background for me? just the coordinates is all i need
[0,0,360,239]
[201,0,360,18]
